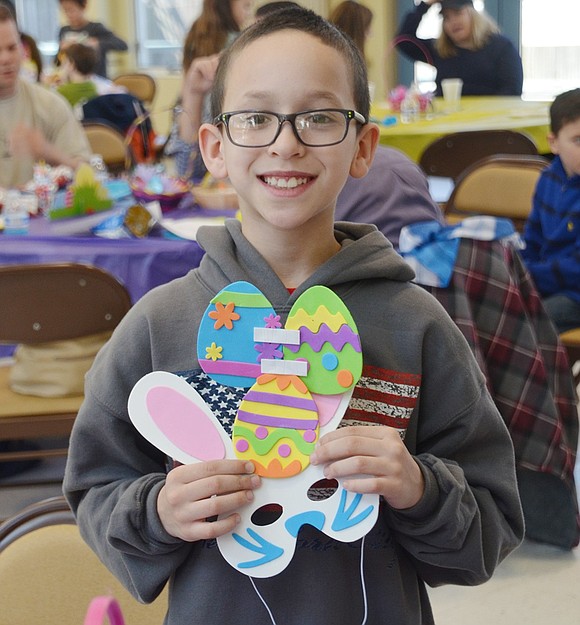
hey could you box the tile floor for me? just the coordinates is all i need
[428,539,580,625]
[430,376,580,625]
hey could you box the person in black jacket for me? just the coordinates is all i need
[57,0,127,78]
[396,0,523,96]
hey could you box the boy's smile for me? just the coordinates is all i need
[262,174,311,190]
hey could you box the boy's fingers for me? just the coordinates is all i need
[319,425,389,444]
[177,459,255,481]
[191,473,261,501]
[186,513,241,542]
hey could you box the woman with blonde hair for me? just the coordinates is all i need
[396,0,522,96]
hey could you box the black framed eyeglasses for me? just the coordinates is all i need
[213,108,367,148]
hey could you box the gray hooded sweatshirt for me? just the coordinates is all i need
[64,220,524,625]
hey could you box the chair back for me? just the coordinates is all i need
[112,73,156,106]
[0,496,168,625]
[0,264,131,467]
[444,154,550,231]
[419,129,539,180]
[0,263,131,345]
[82,94,156,166]
[82,121,131,173]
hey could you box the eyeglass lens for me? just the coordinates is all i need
[226,110,351,147]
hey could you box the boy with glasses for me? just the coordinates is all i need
[64,8,523,624]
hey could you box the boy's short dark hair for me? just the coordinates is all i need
[63,42,97,76]
[210,6,370,123]
[255,1,300,19]
[550,88,580,135]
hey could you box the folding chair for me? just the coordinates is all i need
[82,93,157,166]
[443,154,550,230]
[419,129,539,181]
[0,496,168,625]
[82,121,132,173]
[0,264,131,471]
[112,72,157,106]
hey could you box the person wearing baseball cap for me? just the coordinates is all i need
[395,0,522,97]
[439,0,473,9]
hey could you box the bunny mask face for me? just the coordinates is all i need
[128,282,379,578]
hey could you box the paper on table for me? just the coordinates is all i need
[159,216,225,240]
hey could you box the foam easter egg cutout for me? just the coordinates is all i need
[128,371,233,465]
[233,373,320,477]
[284,286,363,395]
[197,281,280,388]
[128,284,379,579]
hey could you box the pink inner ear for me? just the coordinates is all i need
[147,387,226,461]
[311,393,345,427]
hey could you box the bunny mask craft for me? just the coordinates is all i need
[128,281,380,578]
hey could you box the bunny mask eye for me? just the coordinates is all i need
[129,282,379,578]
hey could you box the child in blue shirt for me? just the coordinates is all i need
[522,88,580,332]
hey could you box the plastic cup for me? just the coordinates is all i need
[441,78,463,112]
[35,182,57,216]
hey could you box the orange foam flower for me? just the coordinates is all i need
[257,373,308,394]
[208,301,240,330]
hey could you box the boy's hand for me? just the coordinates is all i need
[310,426,425,510]
[157,460,261,542]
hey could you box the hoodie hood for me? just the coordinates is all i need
[195,219,415,304]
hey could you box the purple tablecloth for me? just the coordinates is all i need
[0,200,217,303]
[0,197,233,360]
[0,234,204,303]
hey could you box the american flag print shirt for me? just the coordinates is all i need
[182,365,421,441]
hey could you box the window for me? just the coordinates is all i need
[521,0,580,100]
[134,0,203,71]
[14,0,59,67]
[17,0,200,74]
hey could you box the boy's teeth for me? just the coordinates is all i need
[264,176,308,189]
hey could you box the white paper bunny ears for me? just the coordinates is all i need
[128,282,379,578]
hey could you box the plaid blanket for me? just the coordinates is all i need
[427,238,579,547]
